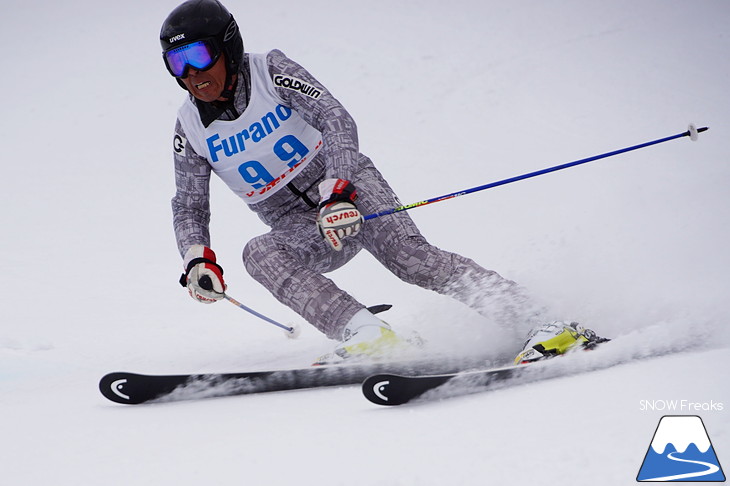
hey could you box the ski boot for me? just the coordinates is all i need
[314,307,422,365]
[514,321,608,364]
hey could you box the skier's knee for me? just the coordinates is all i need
[242,234,272,276]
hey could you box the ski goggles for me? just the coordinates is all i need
[164,39,221,78]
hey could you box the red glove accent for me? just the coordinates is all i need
[318,178,358,207]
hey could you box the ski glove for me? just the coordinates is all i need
[316,179,363,251]
[179,245,226,303]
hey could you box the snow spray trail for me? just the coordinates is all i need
[416,318,725,403]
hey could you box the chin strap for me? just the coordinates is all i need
[195,67,248,127]
[218,70,238,102]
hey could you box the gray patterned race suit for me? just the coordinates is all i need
[171,49,538,339]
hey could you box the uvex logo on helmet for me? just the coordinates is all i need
[169,33,185,43]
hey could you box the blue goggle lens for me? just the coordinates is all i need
[165,41,218,78]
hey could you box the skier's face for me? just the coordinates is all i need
[180,53,229,103]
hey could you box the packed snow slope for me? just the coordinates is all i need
[2,0,728,484]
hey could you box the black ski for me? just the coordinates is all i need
[99,358,482,405]
[364,335,617,405]
[362,364,524,406]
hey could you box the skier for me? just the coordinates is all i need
[160,0,603,364]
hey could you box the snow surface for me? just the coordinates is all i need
[2,0,729,484]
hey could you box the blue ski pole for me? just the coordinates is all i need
[363,124,708,221]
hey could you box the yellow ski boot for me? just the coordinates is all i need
[314,308,420,365]
[514,321,607,364]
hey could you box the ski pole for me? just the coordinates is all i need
[363,124,708,221]
[224,294,301,338]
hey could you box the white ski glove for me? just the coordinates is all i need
[316,179,363,251]
[179,245,226,303]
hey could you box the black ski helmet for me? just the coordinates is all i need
[160,0,243,87]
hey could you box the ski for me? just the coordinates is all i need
[362,364,524,406]
[99,357,483,405]
[362,342,628,406]
[362,330,626,406]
